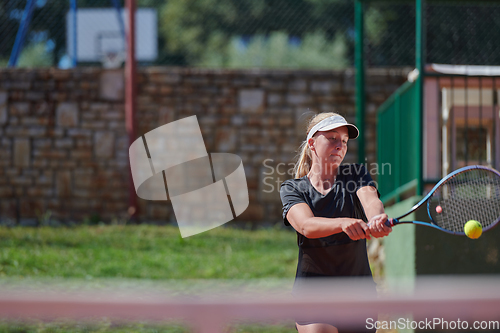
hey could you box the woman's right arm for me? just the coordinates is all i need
[286,203,371,240]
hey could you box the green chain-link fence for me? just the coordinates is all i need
[1,0,500,68]
[366,1,500,67]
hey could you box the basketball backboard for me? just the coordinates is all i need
[66,8,157,63]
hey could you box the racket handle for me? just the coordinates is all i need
[367,218,394,227]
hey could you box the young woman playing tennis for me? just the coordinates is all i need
[280,112,392,333]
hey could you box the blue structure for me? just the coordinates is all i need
[8,0,37,67]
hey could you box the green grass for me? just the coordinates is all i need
[0,225,299,333]
[0,225,297,279]
[0,319,298,333]
[0,319,191,333]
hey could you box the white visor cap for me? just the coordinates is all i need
[306,115,359,142]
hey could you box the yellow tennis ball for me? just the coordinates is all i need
[464,220,482,239]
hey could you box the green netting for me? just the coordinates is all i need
[377,81,419,203]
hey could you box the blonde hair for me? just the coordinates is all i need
[293,112,342,179]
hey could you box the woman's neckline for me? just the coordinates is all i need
[305,174,338,197]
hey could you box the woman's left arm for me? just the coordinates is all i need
[357,186,392,238]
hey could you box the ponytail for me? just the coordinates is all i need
[293,140,311,179]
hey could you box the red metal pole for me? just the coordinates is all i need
[125,0,138,220]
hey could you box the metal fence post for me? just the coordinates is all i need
[355,0,365,164]
[416,0,426,195]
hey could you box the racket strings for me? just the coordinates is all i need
[429,169,500,233]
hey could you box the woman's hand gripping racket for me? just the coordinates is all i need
[374,165,500,236]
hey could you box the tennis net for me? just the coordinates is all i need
[0,276,499,333]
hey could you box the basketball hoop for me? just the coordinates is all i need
[101,51,125,69]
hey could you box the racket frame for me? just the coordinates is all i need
[386,165,500,236]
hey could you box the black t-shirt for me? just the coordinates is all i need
[280,164,378,280]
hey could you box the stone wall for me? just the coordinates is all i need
[0,67,410,226]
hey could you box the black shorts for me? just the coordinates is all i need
[291,276,377,333]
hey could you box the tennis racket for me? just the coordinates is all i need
[375,165,500,235]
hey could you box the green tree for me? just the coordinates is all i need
[17,42,54,68]
[159,0,354,67]
[201,30,348,69]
